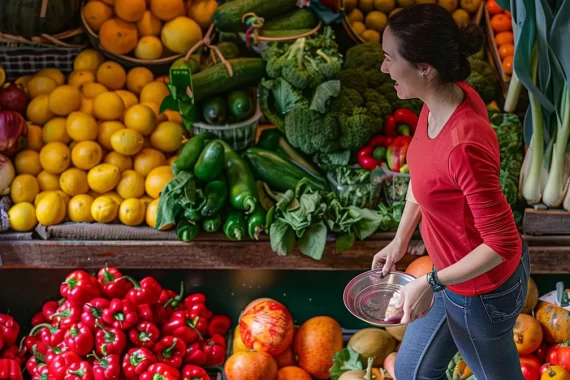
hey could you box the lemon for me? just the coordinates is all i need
[26,125,44,152]
[374,0,396,12]
[8,202,37,231]
[98,121,125,150]
[26,95,55,125]
[80,82,108,99]
[145,165,174,199]
[140,81,169,105]
[124,104,156,136]
[135,36,164,60]
[67,112,98,141]
[36,192,67,226]
[351,21,366,36]
[48,85,82,116]
[94,91,125,121]
[40,142,71,174]
[116,170,145,199]
[150,121,183,153]
[115,90,139,115]
[126,67,155,95]
[43,117,71,144]
[37,68,65,86]
[139,195,154,209]
[365,11,388,33]
[359,0,375,12]
[145,197,171,230]
[79,98,94,116]
[68,194,95,223]
[452,8,470,27]
[88,190,101,199]
[91,195,119,223]
[68,71,97,88]
[37,170,61,191]
[161,16,202,54]
[88,163,121,193]
[361,29,381,43]
[96,61,127,90]
[104,152,133,172]
[102,191,124,205]
[347,8,364,23]
[439,0,459,12]
[110,129,144,156]
[74,49,105,72]
[163,109,183,124]
[10,174,39,204]
[27,76,58,99]
[71,141,103,170]
[119,198,145,225]
[14,149,41,176]
[60,168,89,196]
[133,148,166,177]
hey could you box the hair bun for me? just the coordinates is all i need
[460,23,484,57]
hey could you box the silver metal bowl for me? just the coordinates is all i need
[343,270,429,327]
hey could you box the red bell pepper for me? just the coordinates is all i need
[82,299,110,331]
[386,135,413,173]
[51,300,82,330]
[26,354,44,377]
[536,343,550,364]
[122,348,156,380]
[162,311,205,345]
[186,304,210,322]
[90,353,120,380]
[0,345,26,367]
[32,312,47,327]
[42,300,62,321]
[203,334,225,367]
[48,350,81,380]
[207,315,231,337]
[153,336,186,369]
[64,322,94,357]
[0,315,19,348]
[0,358,23,380]
[30,323,67,348]
[152,305,170,327]
[384,108,419,137]
[184,341,206,366]
[120,277,162,306]
[97,267,132,300]
[94,322,126,357]
[60,270,102,307]
[22,335,47,356]
[64,361,93,380]
[102,299,138,331]
[32,364,49,380]
[159,283,186,318]
[357,135,393,171]
[520,362,538,380]
[183,294,206,309]
[139,363,180,380]
[182,364,208,380]
[128,321,160,348]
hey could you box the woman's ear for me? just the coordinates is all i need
[417,64,432,78]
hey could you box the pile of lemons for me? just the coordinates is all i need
[8,49,182,232]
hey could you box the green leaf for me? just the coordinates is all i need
[270,220,296,256]
[352,207,383,240]
[159,95,179,113]
[336,233,355,254]
[297,221,327,260]
[329,347,364,380]
[310,80,341,114]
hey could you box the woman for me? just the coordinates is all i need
[372,4,529,380]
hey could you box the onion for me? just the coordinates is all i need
[0,110,28,157]
[0,83,28,115]
[0,154,15,196]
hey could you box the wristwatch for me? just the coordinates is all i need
[426,267,446,292]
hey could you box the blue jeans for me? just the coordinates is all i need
[395,241,530,380]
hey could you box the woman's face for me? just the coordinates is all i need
[381,26,426,100]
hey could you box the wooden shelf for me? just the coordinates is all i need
[0,232,568,273]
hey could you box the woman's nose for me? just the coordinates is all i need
[380,59,389,74]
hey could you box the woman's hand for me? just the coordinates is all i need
[371,239,407,275]
[398,277,434,324]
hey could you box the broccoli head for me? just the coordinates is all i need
[284,106,340,155]
[329,88,364,115]
[339,68,367,92]
[466,59,496,104]
[343,43,384,71]
[338,107,377,151]
[377,82,399,104]
[367,69,390,88]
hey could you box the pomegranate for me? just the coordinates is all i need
[0,83,28,115]
[0,110,28,157]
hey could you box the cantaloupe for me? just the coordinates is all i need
[347,328,396,367]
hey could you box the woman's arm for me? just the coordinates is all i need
[436,244,503,286]
[394,180,422,248]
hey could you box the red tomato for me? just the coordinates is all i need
[522,362,540,380]
[537,343,551,364]
[548,345,570,371]
[522,355,543,372]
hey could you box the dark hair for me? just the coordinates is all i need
[387,4,483,84]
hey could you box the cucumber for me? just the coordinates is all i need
[263,8,318,30]
[259,29,314,38]
[213,0,298,32]
[192,58,266,101]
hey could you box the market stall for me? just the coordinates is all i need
[0,0,569,378]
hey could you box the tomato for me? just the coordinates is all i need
[548,345,570,371]
[536,343,551,364]
[541,365,570,380]
[523,362,540,380]
[487,0,504,15]
[522,355,543,372]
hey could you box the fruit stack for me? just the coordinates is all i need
[82,0,218,60]
[6,49,185,232]
[345,0,483,44]
[487,0,514,77]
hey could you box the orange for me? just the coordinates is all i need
[346,8,364,23]
[491,13,512,33]
[499,43,515,59]
[42,117,71,144]
[459,0,481,13]
[124,104,156,136]
[98,121,126,150]
[110,128,144,156]
[94,91,125,121]
[48,85,82,116]
[26,95,55,125]
[502,55,514,75]
[438,0,458,12]
[96,61,127,90]
[350,21,366,36]
[104,151,133,172]
[126,67,154,95]
[39,142,71,174]
[14,149,41,176]
[274,348,296,369]
[27,76,58,99]
[114,0,147,22]
[83,0,114,31]
[68,70,96,88]
[373,0,395,12]
[405,255,433,278]
[150,121,184,153]
[80,82,108,99]
[115,90,139,111]
[150,0,185,21]
[136,10,162,36]
[74,49,105,72]
[360,29,381,44]
[68,194,95,222]
[134,148,166,177]
[451,8,470,28]
[10,174,39,204]
[72,141,104,170]
[359,0,375,13]
[99,18,139,55]
[37,171,61,191]
[145,165,174,198]
[135,36,164,60]
[277,367,312,380]
[26,125,44,152]
[187,0,218,29]
[145,197,172,230]
[365,11,388,33]
[486,0,503,15]
[495,31,514,46]
[140,81,169,105]
[67,112,98,141]
[119,198,146,225]
[37,69,65,86]
[116,170,145,199]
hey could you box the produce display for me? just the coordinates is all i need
[486,0,514,76]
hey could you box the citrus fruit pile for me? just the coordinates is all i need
[487,0,514,76]
[82,0,218,59]
[345,0,482,44]
[7,49,185,232]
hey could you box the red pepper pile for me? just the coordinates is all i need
[21,267,231,380]
[0,313,24,379]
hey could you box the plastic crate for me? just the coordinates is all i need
[378,164,411,206]
[327,167,382,209]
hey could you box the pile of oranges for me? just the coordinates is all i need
[488,0,514,75]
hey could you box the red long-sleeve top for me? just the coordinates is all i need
[406,81,522,296]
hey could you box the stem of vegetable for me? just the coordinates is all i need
[504,23,521,113]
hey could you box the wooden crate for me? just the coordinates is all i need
[484,4,511,93]
[523,208,570,235]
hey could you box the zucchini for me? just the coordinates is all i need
[192,58,266,101]
[263,8,318,30]
[259,29,313,38]
[213,0,298,32]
